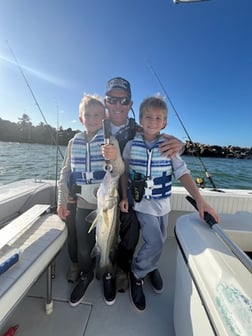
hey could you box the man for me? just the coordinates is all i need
[102,77,184,304]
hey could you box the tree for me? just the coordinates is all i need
[18,113,32,142]
[18,113,32,126]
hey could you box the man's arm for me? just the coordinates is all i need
[160,134,184,158]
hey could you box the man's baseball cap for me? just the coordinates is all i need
[106,77,131,97]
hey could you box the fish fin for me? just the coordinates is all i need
[90,245,99,258]
[85,210,97,223]
[88,217,98,233]
[86,210,98,233]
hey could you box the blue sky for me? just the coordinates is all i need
[0,0,251,147]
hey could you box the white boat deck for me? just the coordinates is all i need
[1,179,252,335]
[0,237,177,336]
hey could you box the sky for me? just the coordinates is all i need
[0,0,251,147]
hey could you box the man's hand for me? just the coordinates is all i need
[159,134,184,158]
[119,198,129,213]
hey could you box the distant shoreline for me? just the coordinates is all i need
[183,141,252,159]
[1,118,251,159]
[1,139,251,159]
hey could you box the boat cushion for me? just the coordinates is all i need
[0,212,67,326]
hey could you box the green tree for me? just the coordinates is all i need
[18,113,32,142]
[18,113,32,126]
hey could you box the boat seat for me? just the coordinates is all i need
[0,180,55,227]
[0,205,67,328]
[174,212,252,336]
[220,211,252,252]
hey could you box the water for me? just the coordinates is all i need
[1,141,252,190]
[0,142,66,185]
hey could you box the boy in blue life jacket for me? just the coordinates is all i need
[119,95,219,311]
[57,94,124,307]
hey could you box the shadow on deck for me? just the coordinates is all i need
[1,237,177,336]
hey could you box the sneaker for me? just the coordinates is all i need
[129,272,146,311]
[103,272,116,305]
[116,268,129,293]
[149,269,163,293]
[67,263,79,283]
[69,272,94,307]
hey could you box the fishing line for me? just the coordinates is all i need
[5,40,64,160]
[147,63,218,190]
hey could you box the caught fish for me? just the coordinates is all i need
[87,170,119,279]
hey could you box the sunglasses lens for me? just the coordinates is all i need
[106,96,130,105]
[120,98,130,105]
[106,97,117,104]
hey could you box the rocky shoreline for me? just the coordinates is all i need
[183,141,252,159]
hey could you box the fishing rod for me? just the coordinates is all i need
[148,63,218,190]
[173,0,212,4]
[6,40,64,160]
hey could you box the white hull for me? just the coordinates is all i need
[0,179,251,335]
[175,213,252,336]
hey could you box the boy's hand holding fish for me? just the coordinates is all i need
[101,144,116,161]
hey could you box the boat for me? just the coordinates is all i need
[0,178,251,335]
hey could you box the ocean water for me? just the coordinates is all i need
[0,141,252,190]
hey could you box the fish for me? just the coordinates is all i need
[87,170,120,279]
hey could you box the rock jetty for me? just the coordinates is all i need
[183,141,252,159]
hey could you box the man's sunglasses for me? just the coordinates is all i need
[106,96,131,106]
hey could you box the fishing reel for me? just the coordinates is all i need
[195,176,205,189]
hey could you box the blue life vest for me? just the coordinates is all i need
[129,135,172,200]
[70,129,106,186]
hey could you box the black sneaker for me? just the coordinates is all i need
[149,269,163,293]
[129,272,146,311]
[69,272,94,307]
[103,272,116,305]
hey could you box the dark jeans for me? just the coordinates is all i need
[117,208,140,273]
[65,202,78,263]
[65,203,95,275]
[75,207,96,274]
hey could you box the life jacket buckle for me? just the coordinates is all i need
[84,171,93,183]
[145,178,154,189]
